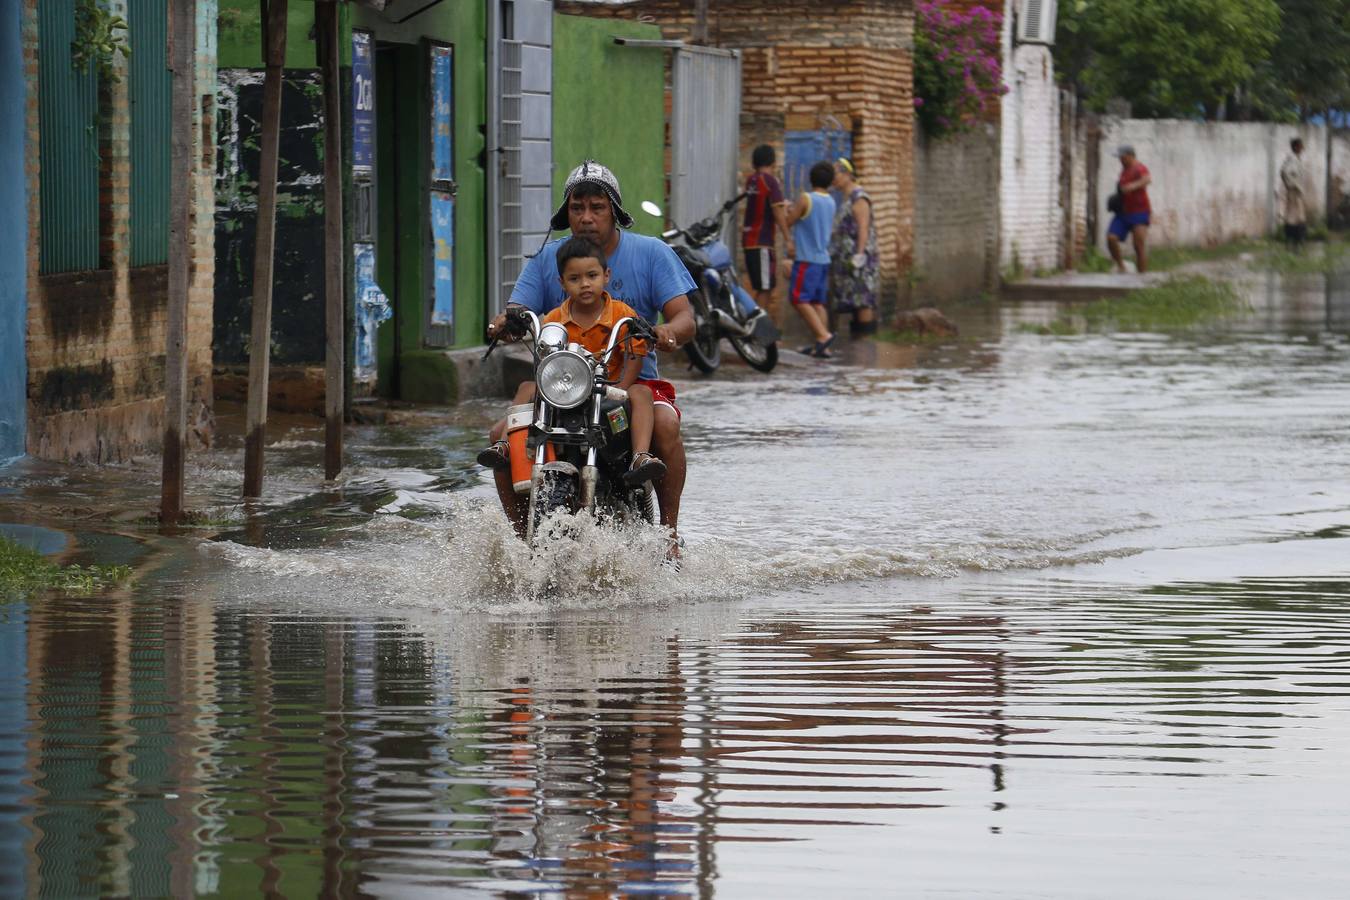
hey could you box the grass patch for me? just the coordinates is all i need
[1071,238,1269,276]
[1019,276,1246,335]
[0,536,132,596]
[1076,247,1114,273]
[1147,240,1265,271]
[1258,240,1349,275]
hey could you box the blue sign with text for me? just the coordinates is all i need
[352,31,375,173]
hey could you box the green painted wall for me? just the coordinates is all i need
[552,16,666,238]
[356,1,486,355]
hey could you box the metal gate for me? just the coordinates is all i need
[490,0,552,315]
[129,0,170,267]
[670,46,740,234]
[784,118,852,202]
[38,0,101,274]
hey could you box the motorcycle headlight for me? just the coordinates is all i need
[537,321,569,356]
[536,351,594,409]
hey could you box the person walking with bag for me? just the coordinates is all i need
[828,157,880,336]
[1107,145,1152,273]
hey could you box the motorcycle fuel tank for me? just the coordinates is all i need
[703,239,734,271]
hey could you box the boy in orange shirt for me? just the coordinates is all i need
[478,237,666,487]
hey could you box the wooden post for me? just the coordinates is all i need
[243,0,289,498]
[161,0,196,524]
[318,0,344,482]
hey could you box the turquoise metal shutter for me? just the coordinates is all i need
[129,0,170,267]
[38,0,101,274]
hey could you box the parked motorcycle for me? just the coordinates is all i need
[485,307,659,545]
[653,196,780,374]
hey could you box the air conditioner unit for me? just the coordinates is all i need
[1017,0,1058,45]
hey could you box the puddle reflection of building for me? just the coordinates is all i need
[684,607,1013,834]
[10,590,1013,894]
[20,588,222,897]
[1247,264,1350,336]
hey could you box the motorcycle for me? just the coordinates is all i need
[485,307,660,546]
[653,196,780,374]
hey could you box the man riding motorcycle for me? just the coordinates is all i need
[487,161,697,555]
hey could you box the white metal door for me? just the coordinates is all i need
[671,46,741,232]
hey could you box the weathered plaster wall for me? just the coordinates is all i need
[25,0,216,463]
[913,124,999,301]
[1,0,25,461]
[1331,130,1350,228]
[1095,120,1329,251]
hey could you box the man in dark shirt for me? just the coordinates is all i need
[742,144,791,317]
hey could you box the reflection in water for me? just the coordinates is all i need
[3,263,1350,896]
[3,573,1349,897]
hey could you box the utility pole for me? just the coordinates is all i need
[318,0,344,482]
[243,0,288,498]
[161,0,196,524]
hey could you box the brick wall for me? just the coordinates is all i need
[913,124,999,301]
[557,0,916,308]
[24,0,216,463]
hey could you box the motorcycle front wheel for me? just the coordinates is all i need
[683,280,722,374]
[526,468,577,545]
[728,333,778,373]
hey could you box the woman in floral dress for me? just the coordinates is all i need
[828,158,880,335]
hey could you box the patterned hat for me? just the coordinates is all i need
[549,160,635,232]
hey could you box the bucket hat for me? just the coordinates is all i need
[549,160,635,231]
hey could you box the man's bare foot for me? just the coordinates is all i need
[663,532,683,568]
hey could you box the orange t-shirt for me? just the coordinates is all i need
[543,292,649,382]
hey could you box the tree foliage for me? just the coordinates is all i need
[1056,0,1280,119]
[1265,0,1350,120]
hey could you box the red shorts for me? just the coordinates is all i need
[636,378,680,419]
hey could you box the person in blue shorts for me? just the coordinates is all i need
[785,161,838,358]
[1108,145,1152,273]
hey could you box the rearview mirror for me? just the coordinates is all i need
[640,200,663,219]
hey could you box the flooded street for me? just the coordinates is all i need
[3,266,1350,897]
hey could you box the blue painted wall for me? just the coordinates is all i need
[0,0,26,462]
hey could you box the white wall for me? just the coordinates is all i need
[999,34,1062,271]
[1331,130,1350,225]
[1095,120,1329,251]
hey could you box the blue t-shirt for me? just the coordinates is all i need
[792,191,836,265]
[509,231,696,380]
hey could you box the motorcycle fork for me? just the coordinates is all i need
[527,400,551,522]
[580,393,601,512]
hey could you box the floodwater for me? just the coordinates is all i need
[2,263,1350,897]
